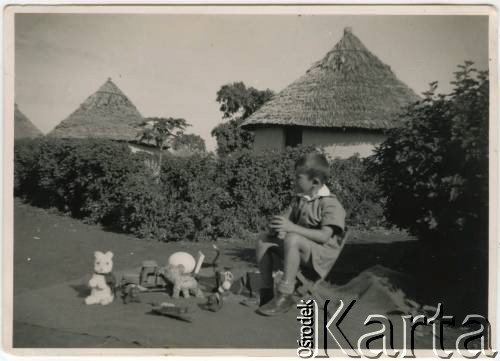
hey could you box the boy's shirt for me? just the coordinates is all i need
[289,185,346,244]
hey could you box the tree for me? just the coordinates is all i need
[368,62,489,318]
[211,118,255,157]
[216,82,275,119]
[137,117,190,179]
[369,62,488,247]
[212,82,274,156]
[171,133,206,154]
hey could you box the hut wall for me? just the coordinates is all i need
[252,127,285,151]
[251,127,385,158]
[128,143,160,155]
[302,129,386,158]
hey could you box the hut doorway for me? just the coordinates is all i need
[284,127,303,148]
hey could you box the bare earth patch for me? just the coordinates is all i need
[13,199,470,351]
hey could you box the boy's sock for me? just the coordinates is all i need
[276,279,295,295]
[256,279,296,316]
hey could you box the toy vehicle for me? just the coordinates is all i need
[120,260,169,291]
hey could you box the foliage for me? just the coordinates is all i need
[212,82,274,156]
[137,117,190,179]
[14,138,146,223]
[216,81,275,120]
[211,118,255,157]
[159,153,238,242]
[329,156,386,228]
[13,138,42,196]
[368,62,489,245]
[171,133,206,154]
[112,172,171,240]
[137,117,190,151]
[15,139,384,242]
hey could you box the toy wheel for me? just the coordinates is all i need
[200,292,223,312]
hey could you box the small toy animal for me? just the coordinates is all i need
[162,264,203,299]
[217,270,234,294]
[85,251,116,305]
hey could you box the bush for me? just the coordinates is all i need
[160,153,238,242]
[368,62,488,245]
[329,156,386,228]
[112,172,171,240]
[14,137,146,223]
[216,147,386,231]
[210,118,255,157]
[15,138,385,242]
[14,138,43,196]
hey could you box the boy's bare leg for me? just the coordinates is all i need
[258,233,311,316]
[280,233,312,294]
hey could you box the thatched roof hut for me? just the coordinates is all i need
[15,103,43,139]
[241,27,420,158]
[49,78,143,141]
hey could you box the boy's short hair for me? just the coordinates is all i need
[295,152,330,184]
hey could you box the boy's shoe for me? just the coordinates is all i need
[257,292,295,316]
[259,288,274,307]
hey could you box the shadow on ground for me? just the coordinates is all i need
[70,284,91,299]
[224,239,488,321]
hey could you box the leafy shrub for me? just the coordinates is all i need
[14,138,146,223]
[15,138,385,242]
[210,118,255,157]
[111,172,171,240]
[216,149,295,231]
[14,138,43,196]
[329,156,386,228]
[368,62,488,245]
[160,153,237,242]
[210,146,384,234]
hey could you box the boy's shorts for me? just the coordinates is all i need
[258,231,343,279]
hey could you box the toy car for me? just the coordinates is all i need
[120,260,169,291]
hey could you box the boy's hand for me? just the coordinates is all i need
[269,216,297,233]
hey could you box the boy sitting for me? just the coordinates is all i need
[255,152,346,316]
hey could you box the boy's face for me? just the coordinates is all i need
[295,172,316,195]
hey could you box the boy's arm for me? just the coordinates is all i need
[270,197,345,244]
[269,217,333,244]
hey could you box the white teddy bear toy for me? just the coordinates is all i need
[85,251,116,305]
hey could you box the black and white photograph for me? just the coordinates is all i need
[3,4,497,357]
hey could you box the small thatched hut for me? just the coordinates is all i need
[15,103,43,139]
[49,78,143,141]
[241,27,420,158]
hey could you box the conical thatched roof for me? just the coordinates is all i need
[241,27,420,131]
[15,103,43,139]
[49,78,143,141]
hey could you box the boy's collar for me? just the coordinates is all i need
[298,185,331,201]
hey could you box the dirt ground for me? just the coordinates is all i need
[10,198,486,352]
[12,199,260,348]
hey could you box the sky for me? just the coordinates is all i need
[15,14,489,151]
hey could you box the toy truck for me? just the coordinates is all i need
[120,260,168,291]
